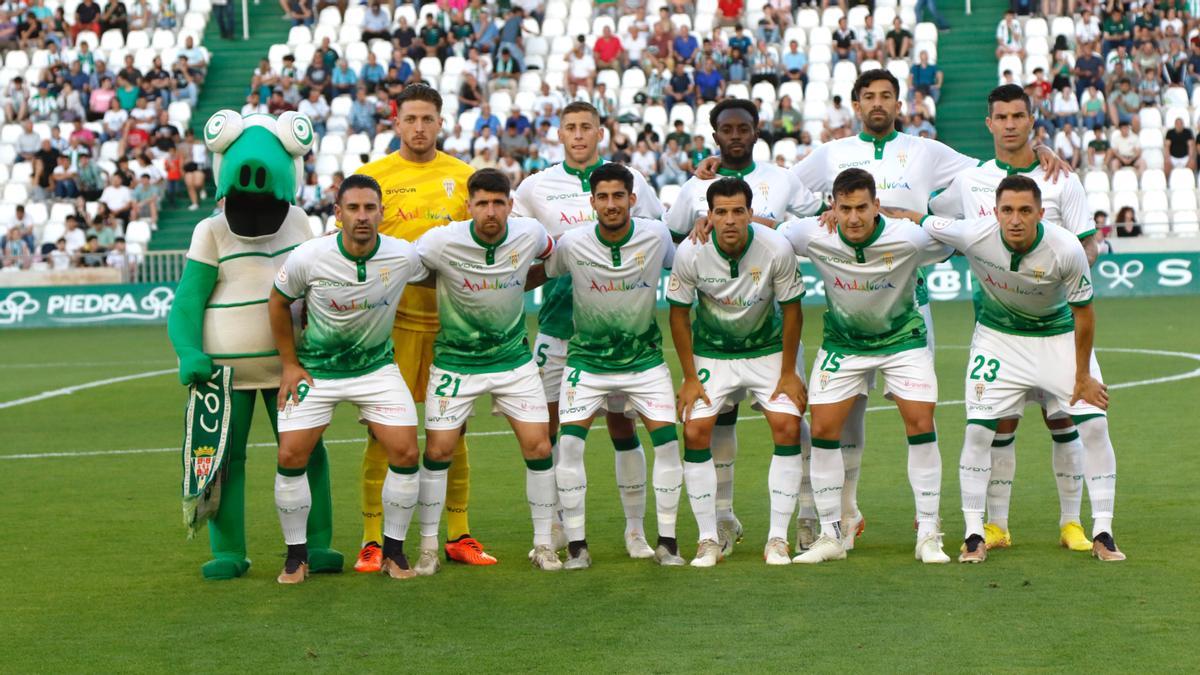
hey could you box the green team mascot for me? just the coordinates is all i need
[168,110,343,580]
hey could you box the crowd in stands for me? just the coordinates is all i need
[252,0,949,223]
[1,0,210,271]
[996,0,1200,235]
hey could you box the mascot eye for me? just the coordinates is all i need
[203,110,244,154]
[276,112,315,157]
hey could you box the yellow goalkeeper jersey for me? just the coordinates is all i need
[355,150,473,332]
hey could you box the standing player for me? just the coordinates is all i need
[512,101,665,558]
[698,69,1065,551]
[777,169,953,564]
[910,176,1123,563]
[668,177,809,566]
[929,84,1099,552]
[546,163,712,569]
[664,99,821,554]
[409,169,561,573]
[269,175,428,583]
[353,84,495,571]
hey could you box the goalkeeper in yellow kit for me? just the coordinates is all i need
[352,84,496,570]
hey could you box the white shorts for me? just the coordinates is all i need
[536,332,627,415]
[809,346,939,405]
[690,352,803,421]
[559,363,676,425]
[718,343,807,414]
[278,363,417,432]
[964,324,1107,421]
[424,361,549,430]
[1170,156,1190,168]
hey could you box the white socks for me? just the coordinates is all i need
[417,457,450,551]
[907,433,942,540]
[381,465,419,543]
[1078,416,1117,538]
[986,432,1015,530]
[650,426,684,540]
[555,426,589,542]
[1051,426,1084,527]
[683,448,718,542]
[613,434,648,535]
[711,411,739,519]
[275,469,311,545]
[808,437,846,538]
[959,422,995,539]
[840,396,867,520]
[526,458,557,547]
[767,445,803,541]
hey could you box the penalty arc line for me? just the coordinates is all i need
[1,347,1198,461]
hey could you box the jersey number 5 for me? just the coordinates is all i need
[536,343,549,367]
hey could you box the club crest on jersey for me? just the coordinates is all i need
[750,266,762,283]
[380,267,391,284]
[1033,267,1045,281]
[974,382,986,400]
[882,253,894,270]
[510,251,520,268]
[438,398,448,415]
[897,151,907,167]
[442,179,456,198]
[756,181,770,197]
[566,388,576,406]
[635,251,646,270]
[819,371,830,390]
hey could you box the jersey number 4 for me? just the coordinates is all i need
[969,356,1000,382]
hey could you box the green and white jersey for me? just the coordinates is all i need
[928,159,1094,240]
[512,160,663,341]
[544,218,674,373]
[778,216,952,355]
[417,217,554,374]
[275,232,427,379]
[663,162,822,238]
[921,216,1094,336]
[667,223,805,359]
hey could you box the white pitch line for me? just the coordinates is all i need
[2,346,1197,460]
[0,369,175,410]
[0,360,176,369]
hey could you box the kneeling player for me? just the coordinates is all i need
[409,169,560,573]
[668,177,809,566]
[911,176,1123,563]
[269,175,427,583]
[778,168,953,564]
[546,163,712,569]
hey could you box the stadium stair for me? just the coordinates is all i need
[931,0,1005,159]
[152,5,291,250]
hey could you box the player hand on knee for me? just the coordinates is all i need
[772,371,808,413]
[1071,375,1108,410]
[278,363,314,411]
[677,376,711,423]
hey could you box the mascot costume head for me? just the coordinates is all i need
[167,110,342,580]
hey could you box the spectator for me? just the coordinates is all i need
[688,135,711,167]
[717,0,743,27]
[470,9,498,56]
[885,17,912,60]
[212,0,234,39]
[656,138,688,188]
[1137,67,1161,107]
[79,234,107,267]
[624,25,647,70]
[566,37,596,91]
[303,52,330,98]
[241,90,267,115]
[63,215,87,255]
[755,7,780,44]
[499,123,530,160]
[361,0,390,42]
[832,17,858,65]
[131,173,159,223]
[418,13,446,60]
[330,59,358,97]
[1101,8,1132,56]
[1107,121,1147,175]
[1080,83,1106,130]
[782,40,808,87]
[473,124,499,158]
[1094,223,1115,255]
[496,6,526,65]
[594,26,623,71]
[522,146,548,175]
[910,52,943,103]
[646,21,673,72]
[361,53,385,88]
[99,174,133,223]
[497,152,523,187]
[446,10,474,56]
[1106,78,1141,131]
[49,237,72,269]
[504,108,532,137]
[4,76,29,122]
[1075,8,1100,47]
[856,15,884,62]
[443,124,472,162]
[673,25,700,65]
[1051,85,1080,129]
[795,130,814,162]
[637,122,661,152]
[457,72,483,114]
[1114,206,1141,237]
[100,0,129,37]
[823,95,852,141]
[72,0,102,43]
[915,0,949,32]
[77,153,106,201]
[29,82,60,124]
[1105,47,1133,77]
[178,36,208,82]
[630,139,657,177]
[51,155,79,198]
[128,0,152,32]
[995,11,1023,59]
[911,90,936,122]
[492,47,520,93]
[469,146,497,170]
[1053,121,1081,170]
[533,102,559,131]
[904,112,937,138]
[349,87,376,138]
[694,57,725,102]
[0,11,18,52]
[32,139,61,200]
[1072,42,1105,100]
[665,62,695,113]
[1164,116,1196,173]
[280,0,311,28]
[474,103,500,135]
[105,238,130,273]
[297,88,330,136]
[172,56,199,107]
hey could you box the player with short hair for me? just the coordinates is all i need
[668,177,809,566]
[910,176,1123,563]
[546,163,711,569]
[512,100,665,559]
[269,175,429,583]
[777,168,953,564]
[664,98,821,555]
[408,168,561,574]
[929,84,1099,552]
[353,84,495,571]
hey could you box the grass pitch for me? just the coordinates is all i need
[2,297,1198,672]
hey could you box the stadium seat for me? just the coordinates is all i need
[1111,190,1139,213]
[807,62,832,84]
[319,133,345,156]
[308,216,325,237]
[3,183,28,203]
[1139,107,1163,129]
[1142,209,1170,231]
[100,29,125,51]
[40,221,64,245]
[1170,189,1198,212]
[1141,190,1169,213]
[782,26,807,48]
[1111,169,1139,193]
[419,57,442,80]
[4,50,29,70]
[1141,169,1167,192]
[330,96,353,118]
[874,6,897,28]
[125,30,150,51]
[342,155,364,175]
[821,7,845,29]
[1168,169,1196,191]
[832,60,858,83]
[621,68,647,91]
[802,98,827,121]
[1087,192,1111,215]
[772,138,798,162]
[914,22,939,43]
[345,134,372,156]
[778,81,805,105]
[1138,129,1164,151]
[25,202,47,226]
[750,81,777,105]
[669,104,695,129]
[48,203,76,226]
[658,183,682,209]
[126,220,153,248]
[1142,219,1171,237]
[0,144,14,166]
[315,154,340,177]
[337,25,362,46]
[151,28,176,49]
[1172,214,1200,235]
[1163,106,1190,127]
[1162,87,1189,108]
[287,26,311,46]
[1050,17,1075,42]
[809,27,833,47]
[998,55,1022,80]
[724,83,750,100]
[372,132,395,154]
[596,70,620,91]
